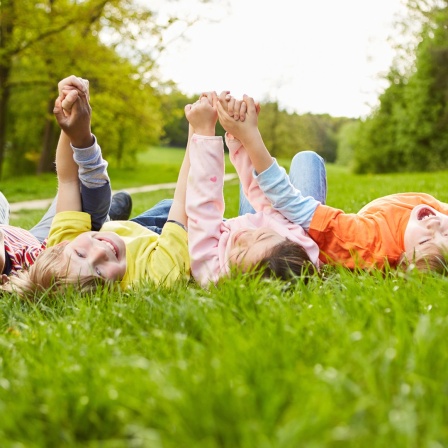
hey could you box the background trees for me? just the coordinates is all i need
[3,0,447,179]
[0,0,180,178]
[350,0,448,173]
[0,0,351,180]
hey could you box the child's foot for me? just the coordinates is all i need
[109,191,133,220]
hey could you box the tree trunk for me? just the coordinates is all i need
[37,98,58,174]
[0,0,15,179]
[0,65,11,179]
[117,127,124,168]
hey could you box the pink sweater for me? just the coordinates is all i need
[186,134,320,287]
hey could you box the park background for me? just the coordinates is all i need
[2,0,448,185]
[1,1,448,447]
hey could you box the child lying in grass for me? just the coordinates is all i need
[6,76,190,298]
[184,92,322,287]
[0,76,114,285]
[223,93,448,273]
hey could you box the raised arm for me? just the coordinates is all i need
[184,92,228,286]
[53,87,94,213]
[217,93,272,174]
[168,91,221,229]
[218,93,320,229]
[57,76,111,229]
[54,126,82,213]
[166,125,192,230]
[217,92,274,213]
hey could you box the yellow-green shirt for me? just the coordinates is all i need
[47,211,189,289]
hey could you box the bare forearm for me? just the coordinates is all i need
[168,146,190,228]
[56,131,78,183]
[56,131,82,212]
[238,129,273,175]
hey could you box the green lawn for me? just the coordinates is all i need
[1,149,448,447]
[2,146,236,206]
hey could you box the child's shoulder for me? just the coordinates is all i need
[48,211,92,247]
[53,210,91,227]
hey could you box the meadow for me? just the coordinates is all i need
[1,146,448,447]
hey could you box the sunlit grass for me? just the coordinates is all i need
[2,149,448,446]
[1,269,447,446]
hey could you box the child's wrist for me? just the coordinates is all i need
[239,131,261,147]
[71,133,94,149]
[194,125,216,136]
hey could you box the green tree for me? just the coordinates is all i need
[256,103,344,161]
[399,3,448,171]
[352,0,448,173]
[159,86,196,148]
[353,72,408,173]
[0,0,206,177]
[336,120,360,168]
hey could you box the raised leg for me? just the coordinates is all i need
[238,150,327,216]
[130,199,173,235]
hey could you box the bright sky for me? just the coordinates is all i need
[154,0,407,118]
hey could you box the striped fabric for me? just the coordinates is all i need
[0,225,47,275]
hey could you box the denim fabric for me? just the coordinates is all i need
[130,199,174,235]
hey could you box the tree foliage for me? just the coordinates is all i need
[159,94,348,163]
[250,102,349,163]
[0,0,349,179]
[350,0,448,173]
[0,0,186,178]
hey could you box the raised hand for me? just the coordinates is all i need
[58,75,90,100]
[219,91,261,122]
[184,91,218,136]
[217,92,260,143]
[223,92,246,121]
[53,86,93,148]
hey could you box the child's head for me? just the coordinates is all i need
[404,205,448,271]
[228,227,317,281]
[6,231,126,299]
[401,241,448,274]
[257,239,318,281]
[5,243,104,299]
[61,231,126,281]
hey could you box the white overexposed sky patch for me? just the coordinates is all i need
[152,0,407,118]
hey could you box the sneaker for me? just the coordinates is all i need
[0,192,10,225]
[109,191,133,221]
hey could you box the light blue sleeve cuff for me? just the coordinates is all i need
[71,134,109,188]
[254,159,320,229]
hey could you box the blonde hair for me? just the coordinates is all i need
[4,241,105,300]
[400,242,448,274]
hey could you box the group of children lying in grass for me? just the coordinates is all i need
[2,75,448,299]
